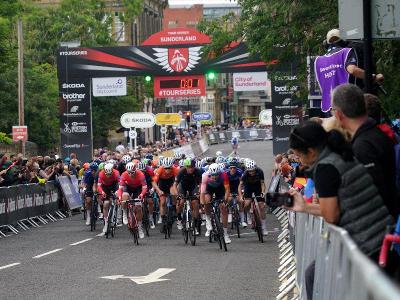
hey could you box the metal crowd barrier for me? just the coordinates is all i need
[273,208,400,300]
[206,128,273,145]
[0,181,66,237]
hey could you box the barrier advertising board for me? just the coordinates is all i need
[271,74,302,155]
[58,175,82,210]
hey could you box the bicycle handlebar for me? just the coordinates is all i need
[379,234,400,267]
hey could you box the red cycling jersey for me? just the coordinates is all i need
[97,169,120,194]
[119,170,148,198]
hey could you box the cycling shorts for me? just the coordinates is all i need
[158,177,175,194]
[205,184,225,200]
[84,190,94,198]
[102,183,118,198]
[243,186,263,201]
[124,186,142,199]
[178,184,199,199]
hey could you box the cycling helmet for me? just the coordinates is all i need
[162,157,174,168]
[216,151,223,157]
[137,162,146,171]
[179,160,186,168]
[145,153,153,160]
[184,158,195,168]
[98,162,105,170]
[104,163,114,175]
[142,158,150,165]
[174,152,183,159]
[89,162,98,171]
[107,159,116,166]
[215,156,226,164]
[205,157,214,163]
[126,162,136,173]
[195,160,203,169]
[83,162,90,170]
[245,159,256,170]
[208,163,221,175]
[122,155,131,164]
[218,163,226,170]
[157,158,164,167]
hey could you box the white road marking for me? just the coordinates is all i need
[96,233,105,237]
[70,238,93,246]
[0,262,21,270]
[101,268,176,285]
[229,229,280,237]
[33,248,63,259]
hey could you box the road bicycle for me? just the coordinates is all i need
[209,196,227,252]
[181,193,198,246]
[105,194,118,239]
[142,198,151,237]
[250,195,264,243]
[90,193,99,232]
[127,198,142,245]
[379,216,400,267]
[230,193,241,238]
[163,194,176,239]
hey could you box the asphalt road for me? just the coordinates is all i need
[0,141,280,300]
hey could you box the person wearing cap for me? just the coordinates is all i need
[314,29,384,114]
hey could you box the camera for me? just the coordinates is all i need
[266,192,294,207]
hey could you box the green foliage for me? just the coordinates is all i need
[0,132,12,144]
[0,0,145,153]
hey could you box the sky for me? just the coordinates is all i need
[168,0,238,6]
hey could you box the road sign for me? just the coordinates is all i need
[155,113,181,126]
[129,130,137,139]
[259,109,272,126]
[160,127,167,134]
[101,268,176,285]
[120,112,155,129]
[192,112,212,122]
[12,126,28,142]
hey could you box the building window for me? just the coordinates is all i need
[168,20,177,28]
[186,21,197,28]
[114,11,125,42]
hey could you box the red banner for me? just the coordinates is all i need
[154,75,206,99]
[12,126,28,142]
[141,28,211,46]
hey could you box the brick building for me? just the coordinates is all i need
[162,4,203,29]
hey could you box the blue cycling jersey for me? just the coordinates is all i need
[226,168,243,192]
[83,170,95,190]
[231,137,238,145]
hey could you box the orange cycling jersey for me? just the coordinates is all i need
[152,166,179,183]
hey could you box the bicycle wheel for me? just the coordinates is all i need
[106,205,114,239]
[214,213,227,251]
[142,205,150,237]
[111,206,117,238]
[182,209,188,244]
[190,219,196,246]
[253,207,263,243]
[233,206,240,238]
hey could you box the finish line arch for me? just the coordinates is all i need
[57,28,272,161]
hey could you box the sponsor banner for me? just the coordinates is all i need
[59,78,92,163]
[233,72,269,92]
[154,75,206,99]
[155,113,182,126]
[58,176,82,210]
[192,112,212,122]
[120,112,156,129]
[271,73,303,155]
[141,28,211,46]
[92,77,127,97]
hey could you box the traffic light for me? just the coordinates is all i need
[185,111,191,123]
[207,71,216,80]
[145,75,152,82]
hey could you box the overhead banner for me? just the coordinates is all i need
[59,79,93,162]
[154,75,205,98]
[233,72,268,91]
[155,113,182,126]
[92,77,127,97]
[271,73,302,155]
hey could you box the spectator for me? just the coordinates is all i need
[287,121,393,300]
[115,141,125,154]
[331,83,399,218]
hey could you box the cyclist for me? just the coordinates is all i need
[174,158,202,232]
[82,162,98,225]
[231,136,239,155]
[152,157,179,233]
[238,159,267,235]
[200,163,231,244]
[97,163,120,234]
[119,162,148,239]
[117,154,131,175]
[137,161,156,229]
[226,159,246,227]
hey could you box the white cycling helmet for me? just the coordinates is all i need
[218,163,226,171]
[195,160,202,169]
[126,162,136,173]
[216,151,223,157]
[215,156,226,163]
[104,163,114,175]
[245,159,256,170]
[122,155,131,164]
[162,157,174,168]
[208,163,221,175]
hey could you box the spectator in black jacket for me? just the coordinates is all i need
[331,83,399,218]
